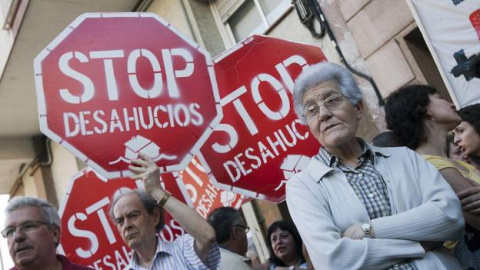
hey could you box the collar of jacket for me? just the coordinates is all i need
[306,144,393,183]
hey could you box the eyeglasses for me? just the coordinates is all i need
[303,93,344,120]
[234,225,250,233]
[1,220,51,239]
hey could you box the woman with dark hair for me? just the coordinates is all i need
[454,104,480,224]
[266,221,308,270]
[385,85,480,269]
[446,133,472,164]
[455,104,480,170]
[371,130,402,147]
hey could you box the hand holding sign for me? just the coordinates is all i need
[58,169,187,269]
[129,152,164,195]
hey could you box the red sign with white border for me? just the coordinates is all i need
[170,156,246,218]
[197,35,325,202]
[58,168,187,269]
[34,13,222,178]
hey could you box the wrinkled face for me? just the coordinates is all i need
[5,206,59,268]
[454,121,480,156]
[113,194,159,250]
[270,228,297,263]
[303,81,362,151]
[425,93,461,130]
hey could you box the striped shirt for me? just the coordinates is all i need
[317,140,418,270]
[126,234,220,270]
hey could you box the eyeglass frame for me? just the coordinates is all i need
[1,220,52,239]
[302,93,345,121]
[234,224,250,233]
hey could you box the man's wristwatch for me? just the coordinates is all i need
[361,223,372,238]
[156,190,171,207]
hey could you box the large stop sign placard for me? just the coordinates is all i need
[198,36,325,202]
[34,13,222,178]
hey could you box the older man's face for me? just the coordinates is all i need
[302,81,363,151]
[113,193,160,250]
[5,206,59,269]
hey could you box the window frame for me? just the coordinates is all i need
[210,0,292,48]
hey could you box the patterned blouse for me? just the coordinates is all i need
[317,140,418,270]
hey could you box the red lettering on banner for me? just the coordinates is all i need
[469,9,480,40]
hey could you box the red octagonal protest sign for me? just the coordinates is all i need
[58,168,188,269]
[170,156,247,218]
[34,13,222,178]
[198,36,325,202]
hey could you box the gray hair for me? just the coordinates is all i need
[5,196,61,229]
[108,189,165,233]
[207,207,241,244]
[293,62,363,124]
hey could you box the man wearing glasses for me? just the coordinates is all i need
[109,153,220,270]
[207,207,252,270]
[2,196,92,270]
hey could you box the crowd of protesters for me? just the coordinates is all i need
[3,62,480,270]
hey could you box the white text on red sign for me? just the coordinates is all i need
[58,48,205,137]
[211,55,311,182]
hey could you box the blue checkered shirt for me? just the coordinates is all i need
[317,140,418,270]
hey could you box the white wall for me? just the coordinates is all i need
[50,142,79,204]
[0,4,14,77]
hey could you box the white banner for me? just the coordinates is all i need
[407,0,480,108]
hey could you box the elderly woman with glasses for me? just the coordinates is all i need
[285,62,465,270]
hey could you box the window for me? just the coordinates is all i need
[212,0,291,47]
[1,0,18,29]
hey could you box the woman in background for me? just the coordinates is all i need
[266,221,308,270]
[446,133,472,164]
[385,85,480,269]
[455,104,480,171]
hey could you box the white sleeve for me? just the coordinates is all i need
[371,150,465,242]
[286,175,425,270]
[181,234,221,270]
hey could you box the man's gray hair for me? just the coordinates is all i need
[5,196,61,229]
[293,62,363,124]
[108,188,165,233]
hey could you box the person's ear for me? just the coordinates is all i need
[232,227,242,240]
[152,207,161,226]
[52,226,61,247]
[424,108,435,121]
[355,100,364,119]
